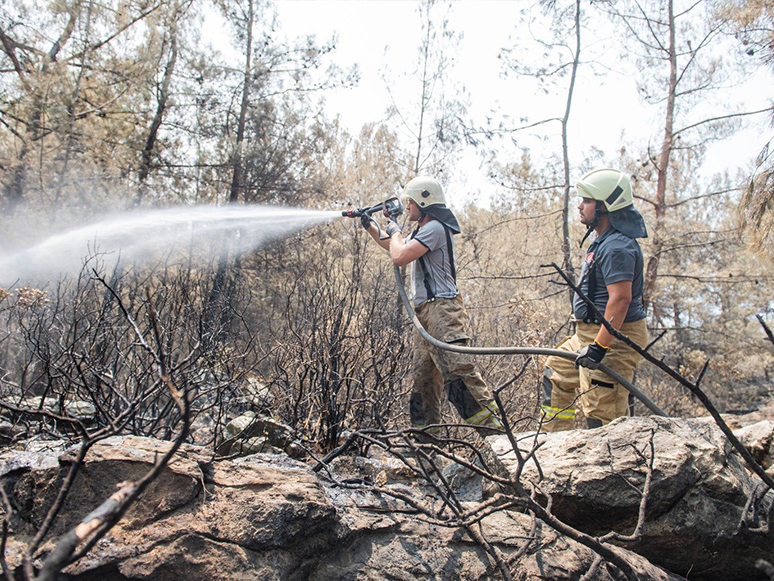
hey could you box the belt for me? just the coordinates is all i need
[571,315,600,325]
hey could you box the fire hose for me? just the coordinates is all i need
[339,196,665,417]
[391,264,667,417]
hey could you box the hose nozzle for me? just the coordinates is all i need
[341,209,361,218]
[341,196,403,220]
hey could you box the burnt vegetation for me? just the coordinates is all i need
[1,0,774,580]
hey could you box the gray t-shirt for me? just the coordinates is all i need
[572,227,646,323]
[410,219,459,307]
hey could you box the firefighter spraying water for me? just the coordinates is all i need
[346,176,505,437]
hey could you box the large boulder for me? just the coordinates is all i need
[1,435,681,581]
[733,419,774,472]
[486,416,774,581]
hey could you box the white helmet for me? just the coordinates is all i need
[402,176,446,208]
[576,168,647,240]
[576,168,633,213]
[401,175,460,233]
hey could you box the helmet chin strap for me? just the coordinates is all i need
[579,201,608,247]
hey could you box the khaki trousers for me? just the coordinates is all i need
[540,318,648,432]
[410,295,499,431]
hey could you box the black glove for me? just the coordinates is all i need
[360,213,372,230]
[385,220,401,237]
[575,341,609,370]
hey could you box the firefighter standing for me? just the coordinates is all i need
[363,176,501,435]
[541,168,649,431]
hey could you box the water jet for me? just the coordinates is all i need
[0,205,341,286]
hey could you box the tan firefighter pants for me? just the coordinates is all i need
[410,295,500,432]
[540,318,648,432]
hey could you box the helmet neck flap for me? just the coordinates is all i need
[422,205,461,233]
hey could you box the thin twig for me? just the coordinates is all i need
[644,330,667,352]
[598,432,655,544]
[756,314,774,349]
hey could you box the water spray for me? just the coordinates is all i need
[0,197,408,287]
[0,205,341,286]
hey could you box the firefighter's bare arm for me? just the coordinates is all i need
[388,233,428,266]
[362,220,427,264]
[596,280,632,347]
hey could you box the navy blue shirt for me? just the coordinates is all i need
[572,227,646,323]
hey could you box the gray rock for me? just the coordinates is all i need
[733,420,774,469]
[486,416,774,581]
[18,396,97,420]
[241,375,272,406]
[721,406,774,430]
[217,413,302,458]
[223,410,257,439]
[0,439,64,477]
[3,435,681,581]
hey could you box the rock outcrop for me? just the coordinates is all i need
[734,419,774,473]
[2,415,773,580]
[487,416,774,581]
[2,435,682,581]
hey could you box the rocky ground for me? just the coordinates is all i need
[1,409,773,580]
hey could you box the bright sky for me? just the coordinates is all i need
[270,0,772,208]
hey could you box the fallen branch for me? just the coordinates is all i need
[757,314,774,349]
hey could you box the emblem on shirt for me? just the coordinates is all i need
[585,252,594,264]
